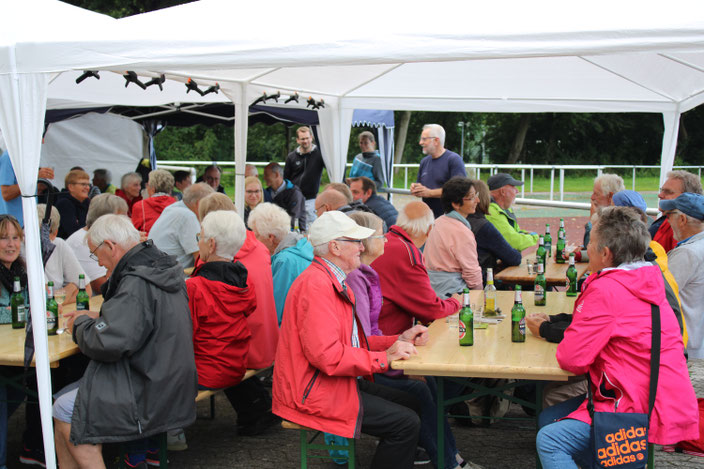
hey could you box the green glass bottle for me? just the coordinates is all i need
[534,263,547,306]
[555,218,566,264]
[76,274,90,311]
[11,276,25,329]
[543,224,552,258]
[566,253,578,297]
[536,235,547,272]
[46,281,58,336]
[458,289,473,346]
[511,286,526,343]
[483,268,497,317]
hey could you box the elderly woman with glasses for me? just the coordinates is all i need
[424,177,483,297]
[55,169,92,239]
[243,176,263,228]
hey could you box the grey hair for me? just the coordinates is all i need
[182,182,215,205]
[201,210,246,261]
[423,124,446,147]
[667,170,703,195]
[93,168,112,184]
[397,204,435,238]
[347,211,383,253]
[670,209,704,229]
[120,172,142,188]
[592,206,649,266]
[248,203,291,242]
[313,243,330,257]
[594,173,625,196]
[36,204,60,234]
[148,169,175,194]
[85,193,128,228]
[264,162,284,177]
[87,214,140,251]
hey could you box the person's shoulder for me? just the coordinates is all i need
[444,149,462,160]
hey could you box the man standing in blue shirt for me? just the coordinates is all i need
[0,151,54,226]
[410,124,466,218]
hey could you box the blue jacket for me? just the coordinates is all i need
[271,235,314,324]
[364,194,398,232]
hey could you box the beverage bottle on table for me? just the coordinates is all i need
[566,253,578,297]
[511,286,526,343]
[458,288,473,346]
[536,235,547,271]
[46,281,58,336]
[543,224,552,256]
[555,218,566,264]
[534,263,546,306]
[483,268,497,317]
[11,276,25,329]
[76,274,90,311]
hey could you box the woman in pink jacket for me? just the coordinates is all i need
[424,177,483,297]
[537,207,699,468]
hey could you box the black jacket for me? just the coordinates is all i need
[283,145,325,200]
[70,241,197,444]
[55,193,90,239]
[264,179,308,231]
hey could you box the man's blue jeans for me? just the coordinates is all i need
[536,394,593,468]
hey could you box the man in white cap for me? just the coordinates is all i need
[272,211,428,469]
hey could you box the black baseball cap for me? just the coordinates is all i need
[487,173,524,191]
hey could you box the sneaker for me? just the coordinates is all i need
[166,429,187,451]
[146,450,169,467]
[19,447,46,467]
[413,447,431,465]
[461,461,485,469]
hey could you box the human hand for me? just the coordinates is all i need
[410,183,428,198]
[399,324,429,346]
[386,340,417,363]
[64,310,99,333]
[526,313,548,338]
[38,167,55,179]
[139,231,148,243]
[450,292,462,305]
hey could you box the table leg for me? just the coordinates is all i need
[437,376,445,469]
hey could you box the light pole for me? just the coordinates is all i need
[457,121,465,160]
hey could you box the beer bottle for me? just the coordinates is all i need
[511,286,526,343]
[566,253,578,297]
[536,235,547,272]
[46,281,58,335]
[76,274,90,311]
[543,224,552,258]
[534,263,546,306]
[483,268,497,317]
[555,218,566,264]
[11,276,25,329]
[458,288,473,346]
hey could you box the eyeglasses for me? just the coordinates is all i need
[463,193,477,201]
[420,136,437,142]
[315,205,326,215]
[368,235,386,240]
[71,182,91,187]
[89,241,104,261]
[245,190,261,195]
[334,238,363,244]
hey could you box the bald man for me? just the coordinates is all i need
[313,189,348,217]
[371,201,462,336]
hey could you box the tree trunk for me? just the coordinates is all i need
[394,111,412,173]
[506,114,531,164]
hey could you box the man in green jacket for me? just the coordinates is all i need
[485,173,538,251]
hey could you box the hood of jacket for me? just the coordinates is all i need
[583,261,664,305]
[103,240,184,299]
[189,260,255,318]
[275,232,311,257]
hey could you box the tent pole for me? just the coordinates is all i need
[659,111,681,188]
[233,85,248,214]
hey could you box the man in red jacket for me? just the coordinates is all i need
[273,211,428,469]
[372,201,462,335]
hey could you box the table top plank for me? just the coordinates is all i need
[495,249,589,287]
[392,290,575,381]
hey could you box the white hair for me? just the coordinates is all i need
[36,204,60,234]
[423,124,446,147]
[182,182,215,205]
[313,243,330,257]
[594,173,625,196]
[396,206,435,238]
[201,210,246,261]
[87,214,140,251]
[248,203,291,242]
[85,193,128,228]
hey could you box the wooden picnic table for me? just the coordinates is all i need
[495,247,589,287]
[392,290,576,469]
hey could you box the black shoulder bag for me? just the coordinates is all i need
[588,303,660,469]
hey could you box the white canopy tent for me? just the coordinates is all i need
[3,1,704,467]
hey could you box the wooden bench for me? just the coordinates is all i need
[281,420,356,469]
[119,367,271,469]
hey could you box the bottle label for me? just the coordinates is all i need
[485,297,495,312]
[459,320,467,339]
[77,301,89,311]
[535,285,545,300]
[559,231,565,239]
[46,312,56,329]
[17,305,25,322]
[518,317,526,335]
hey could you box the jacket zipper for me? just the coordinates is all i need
[302,369,320,404]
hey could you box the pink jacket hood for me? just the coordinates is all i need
[557,263,699,444]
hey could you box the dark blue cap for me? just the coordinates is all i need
[613,190,647,212]
[659,193,704,220]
